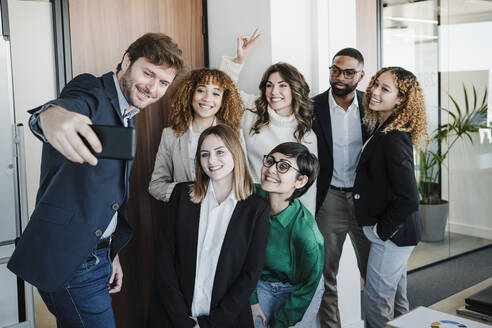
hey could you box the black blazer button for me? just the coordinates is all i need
[95,229,103,237]
[354,193,360,200]
[112,203,120,211]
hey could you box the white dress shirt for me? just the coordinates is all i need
[191,181,238,317]
[329,89,363,188]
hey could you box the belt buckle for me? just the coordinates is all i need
[97,235,112,250]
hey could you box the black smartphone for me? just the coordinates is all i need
[86,125,136,160]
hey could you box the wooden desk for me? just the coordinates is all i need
[430,277,492,324]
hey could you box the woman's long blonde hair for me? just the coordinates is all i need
[363,66,429,150]
[190,124,254,203]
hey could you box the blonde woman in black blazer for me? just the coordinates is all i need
[148,124,270,328]
[352,67,429,327]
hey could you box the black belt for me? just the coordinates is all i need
[329,185,353,192]
[96,236,112,249]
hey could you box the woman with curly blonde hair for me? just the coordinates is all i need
[220,29,317,215]
[352,67,429,327]
[362,67,429,150]
[149,68,244,202]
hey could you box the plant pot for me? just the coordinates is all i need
[419,201,449,242]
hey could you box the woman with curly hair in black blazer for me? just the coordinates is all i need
[352,67,429,327]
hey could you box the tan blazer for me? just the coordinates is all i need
[149,128,194,202]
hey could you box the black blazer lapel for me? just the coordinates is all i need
[209,200,244,305]
[357,114,397,166]
[183,198,201,303]
[358,131,381,167]
[317,89,334,157]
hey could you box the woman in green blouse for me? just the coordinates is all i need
[251,142,324,328]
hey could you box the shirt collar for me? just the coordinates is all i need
[206,180,237,205]
[271,198,300,228]
[329,88,359,112]
[112,73,140,119]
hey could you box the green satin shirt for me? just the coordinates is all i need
[251,186,324,328]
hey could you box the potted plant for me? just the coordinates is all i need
[418,84,488,242]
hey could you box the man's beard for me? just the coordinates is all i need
[119,69,137,107]
[330,80,358,97]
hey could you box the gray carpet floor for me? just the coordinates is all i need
[407,245,492,308]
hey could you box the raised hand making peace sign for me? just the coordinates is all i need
[233,28,261,64]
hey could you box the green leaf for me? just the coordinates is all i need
[481,88,488,107]
[448,93,462,118]
[473,85,477,110]
[463,84,470,115]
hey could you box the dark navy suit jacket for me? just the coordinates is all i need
[8,72,133,292]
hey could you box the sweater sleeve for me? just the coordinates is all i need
[219,56,258,109]
[149,128,178,202]
[270,232,324,328]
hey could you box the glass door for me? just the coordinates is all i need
[380,0,492,270]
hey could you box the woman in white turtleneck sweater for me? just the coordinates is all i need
[220,29,317,215]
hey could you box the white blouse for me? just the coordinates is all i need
[191,182,237,316]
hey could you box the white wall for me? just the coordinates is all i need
[10,0,57,216]
[207,0,272,95]
[8,1,57,325]
[270,0,314,93]
[207,1,363,327]
[207,0,363,97]
[327,0,356,57]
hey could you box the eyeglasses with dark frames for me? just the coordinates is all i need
[263,155,300,174]
[329,65,361,79]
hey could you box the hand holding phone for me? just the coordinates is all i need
[86,125,136,160]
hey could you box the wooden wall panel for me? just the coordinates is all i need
[68,1,204,327]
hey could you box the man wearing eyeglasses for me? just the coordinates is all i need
[312,48,371,328]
